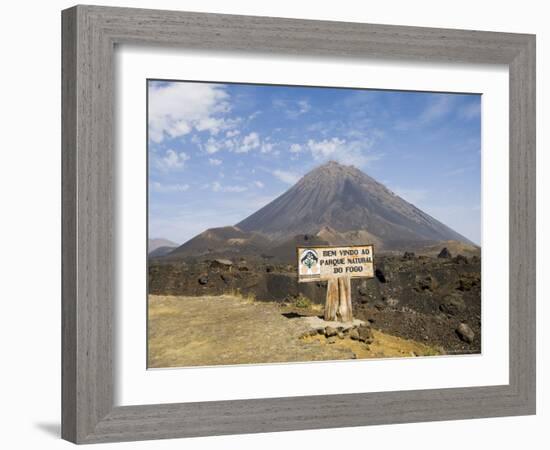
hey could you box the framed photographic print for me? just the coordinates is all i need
[62,5,536,444]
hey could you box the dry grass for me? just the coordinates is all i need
[303,329,442,359]
[223,288,257,304]
[148,294,443,369]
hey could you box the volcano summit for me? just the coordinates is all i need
[167,161,476,261]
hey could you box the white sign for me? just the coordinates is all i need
[297,245,374,283]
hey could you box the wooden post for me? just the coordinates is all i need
[337,277,353,322]
[324,276,353,322]
[324,279,339,321]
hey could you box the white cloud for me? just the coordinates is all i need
[148,82,233,143]
[272,169,301,185]
[307,137,346,160]
[205,137,221,154]
[150,182,190,193]
[153,149,190,171]
[260,142,274,153]
[254,181,264,188]
[195,117,226,134]
[236,132,261,153]
[248,111,261,121]
[298,100,311,114]
[226,129,240,138]
[290,143,302,153]
[211,181,248,193]
[208,158,222,166]
[394,95,455,130]
[273,99,311,118]
[306,137,379,167]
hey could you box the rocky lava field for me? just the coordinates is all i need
[149,249,481,355]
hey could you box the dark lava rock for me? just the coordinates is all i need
[357,324,374,343]
[299,329,319,339]
[325,326,338,338]
[415,275,438,292]
[238,266,249,272]
[403,251,416,260]
[198,276,208,285]
[210,259,233,269]
[456,323,475,343]
[349,329,360,340]
[439,293,466,315]
[375,268,387,283]
[358,286,369,296]
[265,265,274,273]
[453,254,469,265]
[456,274,481,292]
[220,273,230,284]
[438,247,452,259]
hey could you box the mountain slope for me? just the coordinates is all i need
[148,238,178,254]
[168,226,268,259]
[236,161,473,247]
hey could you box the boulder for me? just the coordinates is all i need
[456,274,481,292]
[357,286,369,297]
[198,276,208,285]
[438,247,452,259]
[456,323,475,343]
[349,329,360,340]
[415,274,438,292]
[453,254,469,265]
[375,268,387,283]
[219,273,230,284]
[403,251,416,260]
[357,324,374,344]
[210,259,233,269]
[324,326,338,338]
[439,293,466,315]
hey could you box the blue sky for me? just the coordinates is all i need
[148,80,481,245]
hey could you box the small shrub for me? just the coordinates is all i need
[294,294,312,309]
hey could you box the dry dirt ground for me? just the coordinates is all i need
[148,295,441,368]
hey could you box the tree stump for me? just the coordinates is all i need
[324,277,353,322]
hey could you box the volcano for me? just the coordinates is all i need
[167,161,475,260]
[236,161,473,247]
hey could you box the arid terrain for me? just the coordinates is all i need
[148,294,442,368]
[148,162,481,367]
[149,249,480,367]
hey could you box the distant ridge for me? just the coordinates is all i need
[148,238,178,254]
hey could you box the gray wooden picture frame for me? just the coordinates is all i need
[61,5,536,444]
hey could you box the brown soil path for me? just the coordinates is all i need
[148,295,441,368]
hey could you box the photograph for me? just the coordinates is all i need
[146,80,482,368]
